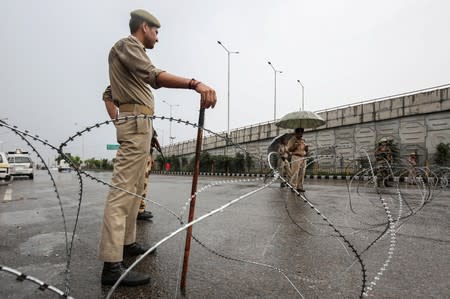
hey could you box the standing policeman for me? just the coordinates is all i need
[99,9,217,286]
[287,128,308,192]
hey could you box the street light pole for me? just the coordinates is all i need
[297,80,304,111]
[162,100,180,145]
[268,61,282,121]
[74,122,85,161]
[217,41,239,136]
[0,119,8,151]
[0,119,9,152]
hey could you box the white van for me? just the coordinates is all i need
[58,159,72,172]
[0,152,11,181]
[8,149,35,179]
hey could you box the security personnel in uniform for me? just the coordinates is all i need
[407,152,417,185]
[137,129,162,220]
[99,9,217,286]
[103,87,156,221]
[278,138,291,187]
[287,128,308,193]
[375,140,393,187]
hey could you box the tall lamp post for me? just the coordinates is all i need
[217,41,239,136]
[74,122,85,161]
[296,80,304,111]
[268,61,282,121]
[162,100,180,145]
[0,118,8,151]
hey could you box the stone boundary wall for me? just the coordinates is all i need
[161,86,450,169]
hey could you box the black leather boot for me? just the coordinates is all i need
[137,210,153,220]
[123,242,156,257]
[101,262,150,286]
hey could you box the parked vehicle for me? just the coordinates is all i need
[58,160,72,172]
[0,152,12,182]
[7,149,34,179]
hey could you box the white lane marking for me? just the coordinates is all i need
[3,186,13,201]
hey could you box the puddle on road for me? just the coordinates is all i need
[0,186,38,202]
[0,210,48,226]
[19,232,74,257]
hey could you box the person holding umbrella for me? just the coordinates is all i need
[275,110,325,193]
[287,128,309,192]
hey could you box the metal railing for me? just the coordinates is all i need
[315,83,450,114]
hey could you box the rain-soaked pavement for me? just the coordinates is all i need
[0,170,449,298]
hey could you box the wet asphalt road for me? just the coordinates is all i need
[0,170,449,299]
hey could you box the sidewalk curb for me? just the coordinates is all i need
[151,171,425,183]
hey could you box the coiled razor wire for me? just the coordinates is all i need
[0,265,73,298]
[269,152,368,298]
[2,116,305,297]
[81,171,312,297]
[355,150,401,297]
[0,115,446,298]
[104,176,306,299]
[0,120,84,295]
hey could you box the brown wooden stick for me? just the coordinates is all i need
[180,107,205,291]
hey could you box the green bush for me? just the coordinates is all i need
[434,143,450,165]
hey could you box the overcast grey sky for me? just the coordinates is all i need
[1,0,450,163]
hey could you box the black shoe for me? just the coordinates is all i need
[137,210,153,220]
[101,262,150,286]
[280,182,286,188]
[123,242,155,257]
[296,188,305,193]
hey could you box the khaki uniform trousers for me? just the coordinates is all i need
[99,114,152,262]
[280,158,291,180]
[139,154,154,213]
[290,155,306,189]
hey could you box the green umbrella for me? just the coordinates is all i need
[275,111,326,129]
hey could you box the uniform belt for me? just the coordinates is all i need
[119,104,153,115]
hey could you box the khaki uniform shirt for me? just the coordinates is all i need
[108,35,165,114]
[287,136,307,157]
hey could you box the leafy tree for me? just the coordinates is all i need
[154,155,164,170]
[434,143,450,165]
[245,153,253,173]
[230,153,245,172]
[167,155,180,171]
[199,152,213,172]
